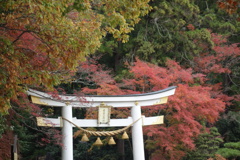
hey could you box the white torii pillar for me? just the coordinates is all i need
[62,104,73,160]
[131,102,145,159]
[28,86,176,160]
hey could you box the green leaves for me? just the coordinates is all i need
[217,147,240,159]
[184,127,223,160]
[0,0,151,113]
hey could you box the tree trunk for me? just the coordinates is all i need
[117,139,125,160]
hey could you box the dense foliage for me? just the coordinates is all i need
[0,0,239,160]
[0,0,152,113]
[183,127,223,160]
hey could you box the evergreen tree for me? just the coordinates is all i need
[217,142,240,160]
[216,111,240,160]
[217,111,240,142]
[184,127,223,160]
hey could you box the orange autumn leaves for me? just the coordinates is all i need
[218,0,239,15]
[0,0,152,113]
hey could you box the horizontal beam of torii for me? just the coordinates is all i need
[28,86,176,107]
[27,86,177,160]
[36,116,164,127]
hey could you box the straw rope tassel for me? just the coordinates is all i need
[62,117,142,137]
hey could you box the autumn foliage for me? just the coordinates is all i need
[77,56,227,159]
[1,0,239,159]
[0,0,152,113]
[194,33,240,74]
[0,0,101,113]
[128,59,226,160]
[218,0,239,14]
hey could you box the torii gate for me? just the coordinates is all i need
[27,86,176,160]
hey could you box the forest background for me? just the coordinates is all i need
[0,0,239,160]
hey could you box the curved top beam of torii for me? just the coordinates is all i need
[27,86,177,107]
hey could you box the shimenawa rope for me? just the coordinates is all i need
[62,117,142,137]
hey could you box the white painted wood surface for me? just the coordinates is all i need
[62,105,73,160]
[36,115,164,127]
[28,86,176,107]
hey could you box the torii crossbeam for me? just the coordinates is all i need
[27,86,176,160]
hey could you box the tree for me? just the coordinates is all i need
[184,127,223,160]
[127,59,226,160]
[193,33,240,97]
[0,92,62,159]
[217,142,240,159]
[0,0,152,113]
[57,1,240,158]
[217,111,240,142]
[1,1,238,159]
[217,0,239,16]
[97,0,210,68]
[95,0,240,74]
[77,57,227,160]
